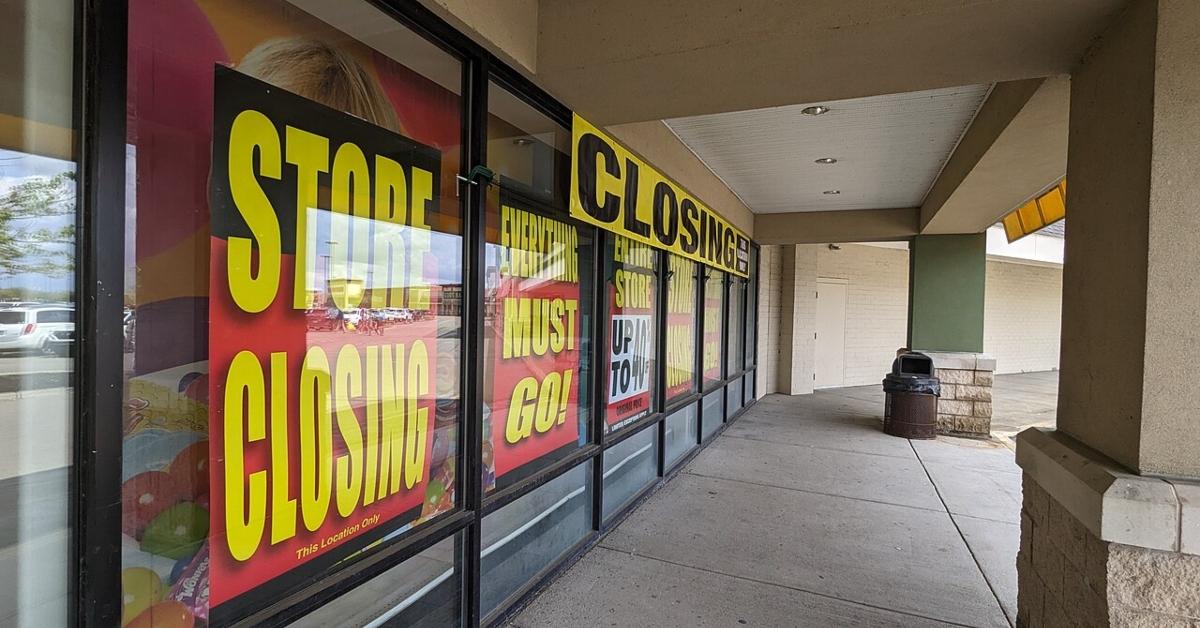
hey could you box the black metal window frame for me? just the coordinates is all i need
[73,1,762,626]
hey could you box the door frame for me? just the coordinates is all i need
[814,277,848,389]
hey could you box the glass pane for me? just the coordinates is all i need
[601,425,658,521]
[486,82,569,205]
[701,389,723,440]
[746,371,756,403]
[726,277,745,374]
[289,534,460,628]
[701,271,725,389]
[665,255,697,402]
[726,377,743,416]
[482,190,592,493]
[0,1,76,625]
[124,1,464,623]
[481,461,592,618]
[663,404,698,470]
[603,236,658,434]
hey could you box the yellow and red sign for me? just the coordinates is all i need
[665,255,697,400]
[702,274,724,384]
[487,198,584,486]
[207,68,445,606]
[569,114,751,278]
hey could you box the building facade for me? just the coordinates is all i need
[2,2,760,626]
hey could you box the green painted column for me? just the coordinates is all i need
[907,233,986,353]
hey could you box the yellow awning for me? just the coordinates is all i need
[1001,180,1065,243]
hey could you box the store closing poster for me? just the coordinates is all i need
[703,274,724,383]
[665,255,696,400]
[485,197,584,490]
[606,237,655,432]
[124,0,466,623]
[207,68,446,609]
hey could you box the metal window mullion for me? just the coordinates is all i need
[590,230,608,530]
[654,250,668,478]
[694,266,705,443]
[76,0,128,625]
[460,53,488,628]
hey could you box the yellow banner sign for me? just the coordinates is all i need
[569,114,750,278]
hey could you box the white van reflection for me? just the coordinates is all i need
[0,304,74,355]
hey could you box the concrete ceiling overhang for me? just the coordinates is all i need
[754,208,919,245]
[535,0,1124,126]
[919,76,1071,235]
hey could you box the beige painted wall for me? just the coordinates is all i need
[983,261,1062,374]
[420,0,539,73]
[755,209,917,246]
[1057,0,1154,473]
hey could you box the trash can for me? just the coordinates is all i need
[882,352,940,439]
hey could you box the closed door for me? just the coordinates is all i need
[815,279,847,388]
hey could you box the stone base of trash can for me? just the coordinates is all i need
[883,392,938,439]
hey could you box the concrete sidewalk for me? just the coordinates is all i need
[509,377,1050,628]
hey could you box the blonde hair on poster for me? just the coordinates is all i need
[238,37,400,133]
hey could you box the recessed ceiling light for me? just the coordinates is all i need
[513,137,535,146]
[814,157,838,164]
[823,190,841,195]
[802,105,830,116]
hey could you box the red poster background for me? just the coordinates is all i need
[665,309,695,400]
[703,291,723,383]
[489,276,583,480]
[207,241,438,606]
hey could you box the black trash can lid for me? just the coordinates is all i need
[892,351,934,376]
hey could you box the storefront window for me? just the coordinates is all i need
[665,255,697,403]
[663,404,699,470]
[726,277,745,375]
[480,460,592,619]
[0,1,76,625]
[486,82,569,205]
[290,534,460,627]
[701,271,725,390]
[726,377,744,416]
[601,426,659,522]
[701,389,724,440]
[482,191,592,493]
[124,0,464,623]
[603,237,658,433]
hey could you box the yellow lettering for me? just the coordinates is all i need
[286,126,330,310]
[299,347,332,532]
[227,110,281,313]
[334,345,364,517]
[224,351,266,561]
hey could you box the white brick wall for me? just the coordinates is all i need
[790,246,818,394]
[755,242,1063,393]
[755,245,783,398]
[983,260,1063,374]
[816,244,910,386]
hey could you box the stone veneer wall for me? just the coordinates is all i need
[934,365,993,436]
[1019,476,1200,627]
